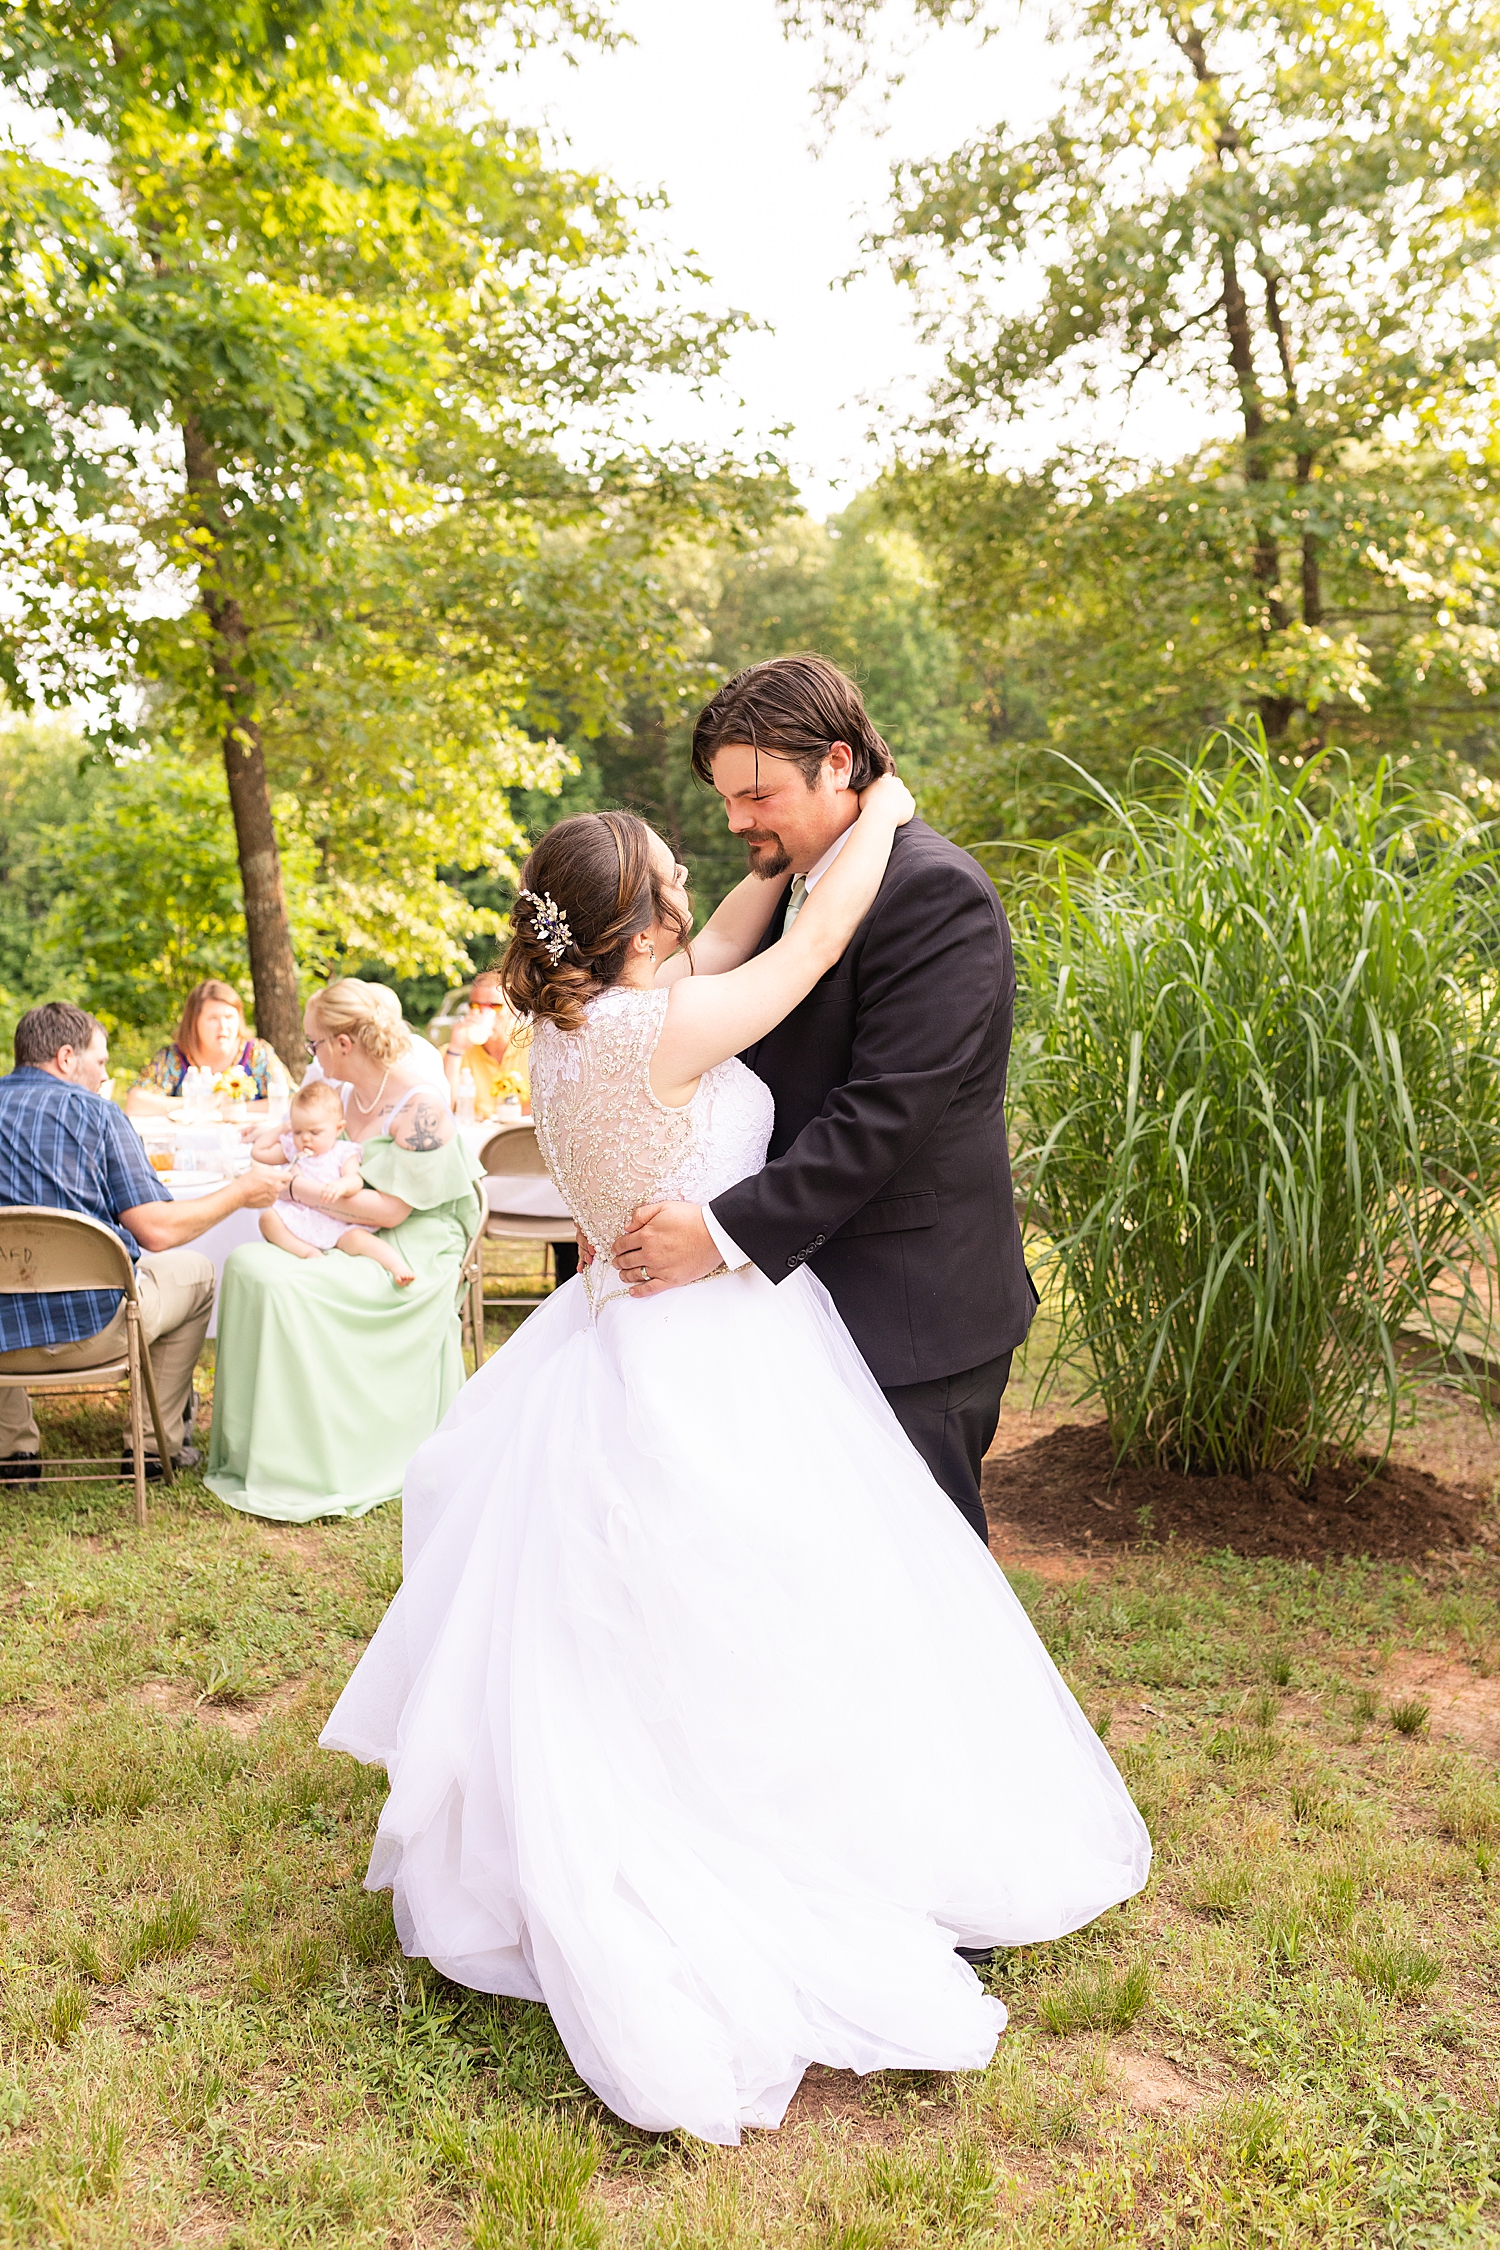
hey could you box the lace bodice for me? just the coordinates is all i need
[529,986,773,1313]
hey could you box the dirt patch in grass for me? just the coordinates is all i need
[984,1417,1485,1560]
[1374,1652,1500,1755]
[781,2066,883,2134]
[132,1674,308,1737]
[1110,2049,1215,2117]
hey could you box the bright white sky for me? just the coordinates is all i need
[506,0,1064,516]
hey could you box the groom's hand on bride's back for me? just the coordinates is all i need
[612,1203,720,1296]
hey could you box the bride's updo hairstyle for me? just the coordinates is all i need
[499,811,690,1034]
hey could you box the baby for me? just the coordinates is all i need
[251,1080,414,1285]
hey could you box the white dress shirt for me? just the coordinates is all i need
[702,825,855,1272]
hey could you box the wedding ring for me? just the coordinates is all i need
[639,1267,650,1282]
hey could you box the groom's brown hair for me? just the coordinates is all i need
[690,655,894,792]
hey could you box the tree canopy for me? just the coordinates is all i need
[0,0,765,1057]
[791,0,1500,834]
[524,492,985,922]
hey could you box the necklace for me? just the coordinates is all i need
[348,1067,393,1119]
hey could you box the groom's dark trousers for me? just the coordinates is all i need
[882,1352,1014,1547]
[709,819,1037,1546]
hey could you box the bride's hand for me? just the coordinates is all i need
[858,771,915,827]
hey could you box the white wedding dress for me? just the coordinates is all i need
[321,986,1150,2144]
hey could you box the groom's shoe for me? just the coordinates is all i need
[120,1444,201,1482]
[956,1945,998,1969]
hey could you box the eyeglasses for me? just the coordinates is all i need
[304,1035,329,1058]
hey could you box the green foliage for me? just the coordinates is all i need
[1035,1958,1152,2036]
[36,747,322,1025]
[119,1892,205,1974]
[859,2135,999,2239]
[700,495,982,780]
[45,1984,88,2047]
[888,453,1500,842]
[1014,739,1500,1476]
[802,0,1500,825]
[546,494,985,920]
[468,2108,605,2249]
[1346,1941,1443,2000]
[0,714,111,1010]
[0,0,777,1009]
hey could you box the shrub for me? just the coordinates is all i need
[1013,739,1500,1476]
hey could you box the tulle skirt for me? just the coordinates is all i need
[320,1263,1150,2144]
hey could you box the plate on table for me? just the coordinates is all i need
[163,1170,225,1189]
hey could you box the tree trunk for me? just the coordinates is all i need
[217,675,304,1066]
[1298,462,1322,631]
[1219,246,1285,633]
[1176,20,1291,736]
[1220,246,1291,736]
[1260,267,1322,630]
[181,414,305,1069]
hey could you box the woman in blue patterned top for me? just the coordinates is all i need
[124,979,291,1116]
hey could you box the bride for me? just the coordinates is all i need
[320,779,1150,2146]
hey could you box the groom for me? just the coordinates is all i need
[612,654,1036,1545]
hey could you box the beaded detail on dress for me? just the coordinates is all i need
[529,985,774,1314]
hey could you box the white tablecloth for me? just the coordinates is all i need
[165,1121,573,1337]
[458,1121,572,1221]
[167,1178,263,1339]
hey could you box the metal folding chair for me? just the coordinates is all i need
[479,1124,577,1326]
[456,1182,490,1370]
[0,1206,175,1528]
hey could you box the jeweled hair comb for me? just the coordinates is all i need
[516,888,574,965]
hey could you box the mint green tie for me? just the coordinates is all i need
[783,874,808,935]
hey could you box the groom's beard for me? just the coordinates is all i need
[744,830,793,879]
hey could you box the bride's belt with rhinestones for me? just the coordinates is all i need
[583,1255,731,1317]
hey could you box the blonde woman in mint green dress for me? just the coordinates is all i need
[207,978,481,1522]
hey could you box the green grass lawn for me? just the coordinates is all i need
[1,1357,1498,2245]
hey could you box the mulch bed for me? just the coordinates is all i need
[983,1419,1487,1561]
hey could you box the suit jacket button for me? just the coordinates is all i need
[812,1234,825,1247]
[786,1255,799,1271]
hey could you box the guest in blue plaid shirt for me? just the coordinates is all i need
[0,1002,287,1481]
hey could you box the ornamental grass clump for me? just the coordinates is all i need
[1012,741,1500,1479]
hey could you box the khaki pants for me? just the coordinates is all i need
[0,1249,215,1458]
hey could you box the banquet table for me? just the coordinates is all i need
[146,1114,574,1338]
[165,1176,264,1340]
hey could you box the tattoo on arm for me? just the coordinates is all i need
[399,1098,448,1152]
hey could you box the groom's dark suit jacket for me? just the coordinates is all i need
[709,817,1036,1390]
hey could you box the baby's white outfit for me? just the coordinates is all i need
[273,1133,366,1251]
